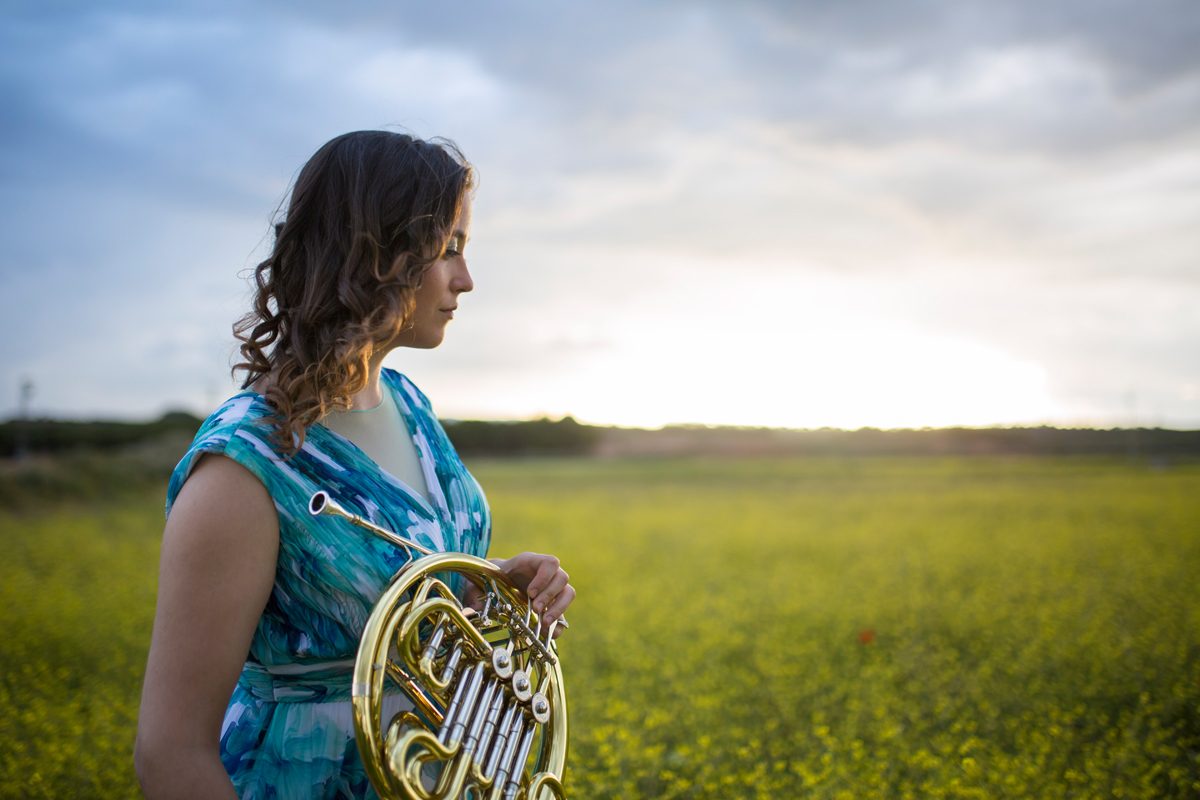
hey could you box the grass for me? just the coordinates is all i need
[1,455,1197,798]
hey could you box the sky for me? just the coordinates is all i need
[2,1,1198,429]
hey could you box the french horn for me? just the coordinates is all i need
[308,491,568,800]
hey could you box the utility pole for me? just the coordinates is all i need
[15,378,33,460]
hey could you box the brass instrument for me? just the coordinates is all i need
[308,491,568,800]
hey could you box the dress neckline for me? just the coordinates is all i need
[236,370,448,524]
[324,370,447,522]
[327,394,388,414]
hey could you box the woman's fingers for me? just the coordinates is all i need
[543,584,575,625]
[499,552,575,636]
[531,569,569,614]
[523,555,561,603]
[461,581,484,612]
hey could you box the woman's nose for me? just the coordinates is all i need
[453,261,474,293]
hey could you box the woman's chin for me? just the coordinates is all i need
[413,331,447,350]
[389,328,446,350]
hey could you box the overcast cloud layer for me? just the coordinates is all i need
[2,1,1197,428]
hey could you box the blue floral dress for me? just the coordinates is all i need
[165,367,492,799]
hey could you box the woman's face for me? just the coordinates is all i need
[396,195,474,349]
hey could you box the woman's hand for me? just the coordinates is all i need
[464,552,575,638]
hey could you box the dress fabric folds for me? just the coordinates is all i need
[164,368,492,799]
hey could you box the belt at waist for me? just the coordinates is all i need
[239,658,357,703]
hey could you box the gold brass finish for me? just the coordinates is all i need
[309,491,569,799]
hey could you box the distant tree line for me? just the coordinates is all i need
[442,416,600,456]
[594,424,1200,459]
[0,412,203,457]
[828,425,1199,457]
[0,413,601,458]
[1,414,1197,460]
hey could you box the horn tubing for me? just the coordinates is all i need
[440,642,465,685]
[308,490,435,557]
[438,661,482,747]
[472,690,507,778]
[503,723,538,800]
[490,714,526,800]
[447,662,487,749]
[462,677,501,757]
[482,703,519,782]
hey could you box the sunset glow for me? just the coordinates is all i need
[2,4,1196,430]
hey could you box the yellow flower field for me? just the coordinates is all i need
[1,456,1197,798]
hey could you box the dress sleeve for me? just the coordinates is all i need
[164,396,291,521]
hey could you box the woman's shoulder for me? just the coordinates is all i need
[165,391,286,518]
[197,391,280,439]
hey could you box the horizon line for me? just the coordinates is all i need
[3,412,1198,435]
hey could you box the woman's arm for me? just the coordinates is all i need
[135,455,279,799]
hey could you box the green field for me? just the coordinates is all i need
[1,456,1197,798]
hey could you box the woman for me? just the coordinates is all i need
[135,130,575,799]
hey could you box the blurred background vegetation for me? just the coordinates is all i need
[1,418,1198,797]
[3,412,1198,516]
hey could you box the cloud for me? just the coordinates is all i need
[1,0,1196,427]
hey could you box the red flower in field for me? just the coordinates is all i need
[857,628,876,645]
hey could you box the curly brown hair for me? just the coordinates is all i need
[232,130,475,457]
